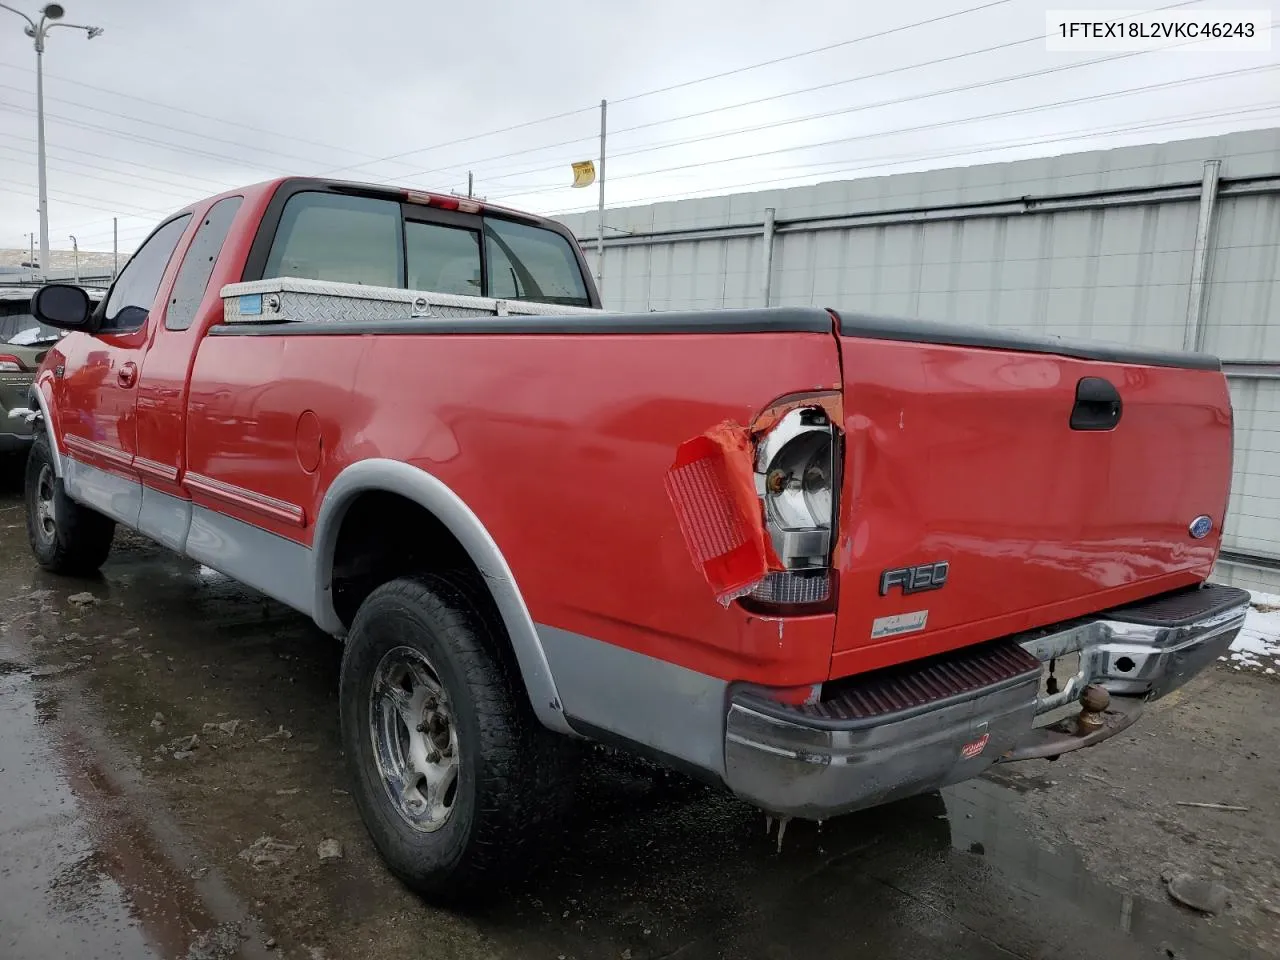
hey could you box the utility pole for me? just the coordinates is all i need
[467,171,473,199]
[112,217,118,276]
[596,98,607,294]
[27,231,34,268]
[69,233,78,281]
[0,4,104,275]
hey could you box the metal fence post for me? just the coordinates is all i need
[1183,159,1222,352]
[761,207,776,307]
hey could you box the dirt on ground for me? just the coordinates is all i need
[0,480,1277,959]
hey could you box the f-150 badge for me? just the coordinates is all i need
[880,561,949,596]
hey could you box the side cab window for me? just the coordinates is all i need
[166,197,244,330]
[101,214,192,332]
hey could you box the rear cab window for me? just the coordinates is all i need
[257,186,592,308]
[263,193,403,287]
[485,218,589,306]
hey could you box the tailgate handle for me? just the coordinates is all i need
[1071,377,1122,431]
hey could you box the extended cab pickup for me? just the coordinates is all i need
[25,177,1250,898]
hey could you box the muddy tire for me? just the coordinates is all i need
[25,433,115,575]
[339,574,568,900]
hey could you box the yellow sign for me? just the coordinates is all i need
[571,160,596,188]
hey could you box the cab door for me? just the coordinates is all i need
[56,213,192,526]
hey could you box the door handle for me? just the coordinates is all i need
[117,361,138,388]
[1070,377,1122,431]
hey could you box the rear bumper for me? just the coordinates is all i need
[723,584,1249,819]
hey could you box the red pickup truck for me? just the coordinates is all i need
[25,177,1249,899]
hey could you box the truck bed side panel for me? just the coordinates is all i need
[185,326,842,685]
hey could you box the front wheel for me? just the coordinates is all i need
[25,432,115,575]
[339,574,568,900]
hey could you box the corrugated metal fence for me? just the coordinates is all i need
[558,128,1280,594]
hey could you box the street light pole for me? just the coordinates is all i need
[0,4,103,276]
[69,233,78,281]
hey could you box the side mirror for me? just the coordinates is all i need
[31,284,94,332]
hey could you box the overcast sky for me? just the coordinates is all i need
[0,0,1276,252]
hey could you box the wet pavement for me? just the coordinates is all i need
[0,480,1273,959]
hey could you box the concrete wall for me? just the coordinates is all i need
[559,127,1280,593]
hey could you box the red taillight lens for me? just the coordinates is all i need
[664,422,772,605]
[0,354,26,373]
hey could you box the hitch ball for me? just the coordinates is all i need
[1076,683,1110,734]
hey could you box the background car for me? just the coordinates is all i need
[0,286,104,455]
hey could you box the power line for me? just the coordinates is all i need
[379,0,1200,188]
[544,109,1280,220]
[618,0,1020,107]
[576,0,1207,147]
[386,21,1197,191]
[0,81,384,171]
[0,62,388,165]
[44,109,1280,251]
[314,104,600,179]
[0,129,240,191]
[0,144,213,201]
[0,100,284,176]
[318,0,1020,178]
[491,64,1279,203]
[0,176,180,218]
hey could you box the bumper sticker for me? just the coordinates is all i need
[870,609,928,639]
[961,732,990,760]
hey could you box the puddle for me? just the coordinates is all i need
[946,778,1251,959]
[0,646,251,960]
[0,664,165,959]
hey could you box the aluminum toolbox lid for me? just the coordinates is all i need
[219,276,602,325]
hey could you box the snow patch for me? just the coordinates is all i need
[1225,591,1280,675]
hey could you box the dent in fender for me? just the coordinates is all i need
[312,459,572,736]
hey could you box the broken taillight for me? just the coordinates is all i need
[754,406,837,569]
[664,422,773,606]
[665,392,842,610]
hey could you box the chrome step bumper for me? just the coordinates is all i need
[1018,582,1249,711]
[723,584,1249,819]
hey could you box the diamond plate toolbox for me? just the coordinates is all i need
[220,277,601,325]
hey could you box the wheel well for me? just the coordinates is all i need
[330,491,485,629]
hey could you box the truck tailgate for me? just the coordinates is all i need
[831,313,1232,678]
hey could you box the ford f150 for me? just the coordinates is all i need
[24,176,1249,899]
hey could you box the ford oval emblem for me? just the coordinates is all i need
[1188,515,1214,539]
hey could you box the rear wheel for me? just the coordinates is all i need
[339,574,568,900]
[24,432,115,575]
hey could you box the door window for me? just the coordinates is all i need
[102,214,192,332]
[263,192,402,287]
